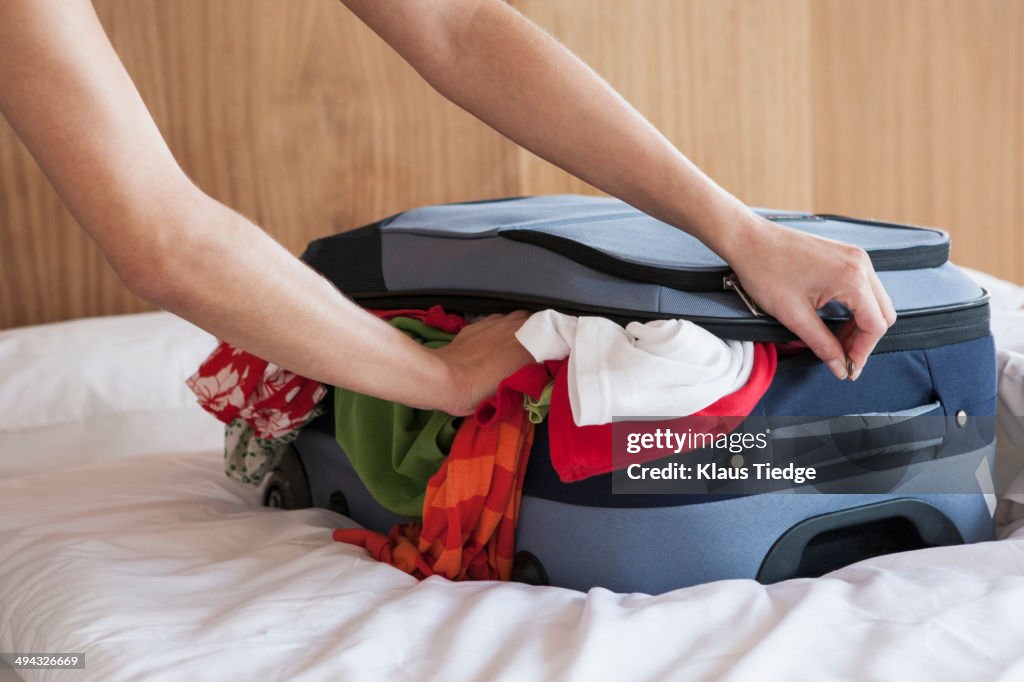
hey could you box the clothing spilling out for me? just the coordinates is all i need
[188,306,778,581]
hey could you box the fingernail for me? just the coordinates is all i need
[827,359,849,380]
[848,357,862,381]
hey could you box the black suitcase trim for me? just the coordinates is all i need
[301,221,386,295]
[499,225,950,293]
[337,289,990,353]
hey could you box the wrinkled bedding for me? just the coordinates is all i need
[1,267,1023,681]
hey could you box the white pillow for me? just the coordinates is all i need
[0,312,217,431]
[0,408,224,477]
[961,266,1024,354]
[961,266,1024,314]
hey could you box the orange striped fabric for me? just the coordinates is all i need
[332,401,535,581]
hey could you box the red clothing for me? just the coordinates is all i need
[334,307,536,582]
[335,307,777,582]
[187,341,326,440]
[547,342,777,482]
[369,305,468,334]
[472,341,777,484]
[475,360,563,427]
[333,393,534,581]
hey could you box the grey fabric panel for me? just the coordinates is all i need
[515,443,995,594]
[877,263,985,312]
[515,490,993,593]
[384,195,625,238]
[299,428,407,533]
[508,214,726,269]
[383,194,947,272]
[383,233,984,319]
[773,216,946,249]
[769,401,942,438]
[752,206,812,215]
[383,232,753,318]
[502,211,947,271]
[294,419,994,594]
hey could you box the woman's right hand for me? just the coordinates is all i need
[431,311,535,416]
[725,217,898,380]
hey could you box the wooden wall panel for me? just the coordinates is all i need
[810,0,1024,283]
[95,0,520,243]
[0,0,1021,329]
[0,0,520,329]
[0,81,146,328]
[512,0,814,210]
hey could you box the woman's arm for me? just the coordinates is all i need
[0,0,531,415]
[342,0,898,380]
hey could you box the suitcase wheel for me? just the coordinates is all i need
[510,551,549,586]
[262,445,313,510]
[328,490,351,517]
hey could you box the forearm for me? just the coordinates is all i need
[347,0,760,258]
[344,0,894,378]
[0,0,451,410]
[148,189,451,409]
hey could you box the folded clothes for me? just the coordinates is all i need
[515,310,755,426]
[187,342,327,485]
[334,316,463,518]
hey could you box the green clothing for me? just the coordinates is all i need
[523,381,554,425]
[334,317,460,518]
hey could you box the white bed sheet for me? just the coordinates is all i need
[1,446,1024,682]
[2,269,1024,682]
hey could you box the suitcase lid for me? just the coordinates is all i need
[302,195,989,351]
[378,195,950,292]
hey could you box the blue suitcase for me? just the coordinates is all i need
[266,195,997,594]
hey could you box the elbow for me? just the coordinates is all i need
[405,0,493,83]
[107,187,212,310]
[115,239,193,310]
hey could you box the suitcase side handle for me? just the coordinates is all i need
[756,498,963,584]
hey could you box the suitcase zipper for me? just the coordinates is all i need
[347,290,990,352]
[723,273,765,318]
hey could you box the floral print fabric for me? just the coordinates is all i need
[187,342,327,484]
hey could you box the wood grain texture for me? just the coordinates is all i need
[98,0,520,240]
[0,0,1020,329]
[0,0,520,329]
[810,0,1024,283]
[512,0,814,210]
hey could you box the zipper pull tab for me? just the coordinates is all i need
[723,273,766,318]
